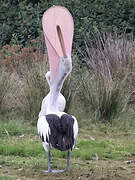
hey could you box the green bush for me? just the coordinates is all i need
[0,0,135,49]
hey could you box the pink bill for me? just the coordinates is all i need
[42,6,74,81]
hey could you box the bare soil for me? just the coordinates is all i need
[1,158,135,180]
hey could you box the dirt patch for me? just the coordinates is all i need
[1,159,135,180]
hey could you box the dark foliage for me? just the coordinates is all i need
[0,0,135,50]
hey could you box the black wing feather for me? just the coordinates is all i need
[46,114,74,151]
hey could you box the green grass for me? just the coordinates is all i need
[0,118,135,161]
[1,138,134,160]
[0,117,135,179]
[0,176,16,180]
[0,119,36,137]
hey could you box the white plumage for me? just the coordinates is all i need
[72,116,79,148]
[37,116,50,152]
[38,71,66,117]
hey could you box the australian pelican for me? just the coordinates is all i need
[38,6,78,173]
[37,55,78,172]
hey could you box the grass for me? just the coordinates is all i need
[0,176,16,180]
[0,118,135,160]
[0,117,135,180]
[1,135,134,161]
[0,118,36,137]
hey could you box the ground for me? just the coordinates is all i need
[1,157,135,180]
[0,120,135,180]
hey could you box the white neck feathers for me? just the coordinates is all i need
[46,56,72,114]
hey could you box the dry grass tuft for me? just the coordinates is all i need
[79,33,135,122]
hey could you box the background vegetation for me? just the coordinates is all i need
[0,0,135,125]
[1,1,135,179]
[1,0,135,49]
[0,33,135,125]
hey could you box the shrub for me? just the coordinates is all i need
[22,60,49,124]
[0,0,135,49]
[0,38,81,122]
[80,73,128,123]
[79,33,135,122]
[0,67,12,114]
[0,38,48,122]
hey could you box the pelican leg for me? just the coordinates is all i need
[66,150,71,171]
[47,150,52,172]
[44,150,65,173]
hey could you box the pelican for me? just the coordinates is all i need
[38,71,66,117]
[37,55,78,173]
